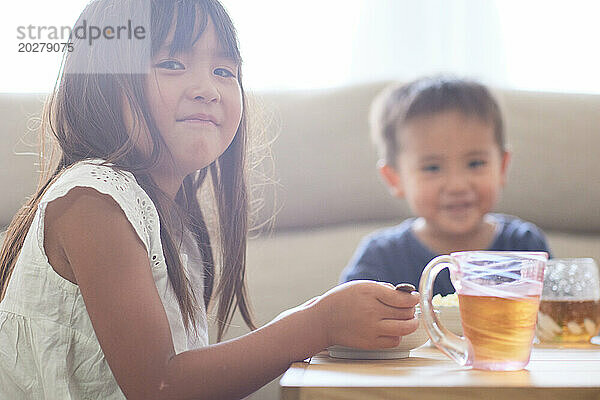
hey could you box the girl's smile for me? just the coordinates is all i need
[176,113,220,126]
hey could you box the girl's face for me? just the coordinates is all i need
[142,18,242,184]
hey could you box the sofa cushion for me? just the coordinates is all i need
[251,82,411,232]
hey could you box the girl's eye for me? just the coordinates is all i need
[468,160,487,169]
[214,67,235,78]
[422,164,440,173]
[155,60,185,70]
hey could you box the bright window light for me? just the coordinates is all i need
[0,2,88,93]
[1,0,599,94]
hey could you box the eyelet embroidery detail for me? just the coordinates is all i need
[87,163,163,268]
[151,254,162,267]
[89,163,158,238]
[90,166,129,192]
[136,196,157,234]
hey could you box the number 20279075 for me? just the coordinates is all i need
[18,42,73,53]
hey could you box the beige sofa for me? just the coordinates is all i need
[1,82,599,399]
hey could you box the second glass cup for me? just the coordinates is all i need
[536,258,600,343]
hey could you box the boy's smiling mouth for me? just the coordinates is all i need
[441,201,475,215]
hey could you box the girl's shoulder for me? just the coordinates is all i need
[45,158,139,199]
[41,158,160,251]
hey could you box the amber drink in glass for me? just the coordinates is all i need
[420,251,547,371]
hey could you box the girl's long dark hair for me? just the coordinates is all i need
[0,0,255,342]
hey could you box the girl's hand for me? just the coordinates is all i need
[311,280,420,349]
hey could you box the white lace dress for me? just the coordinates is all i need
[0,159,209,399]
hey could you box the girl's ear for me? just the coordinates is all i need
[378,160,405,198]
[499,150,511,187]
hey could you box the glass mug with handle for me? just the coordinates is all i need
[419,251,547,371]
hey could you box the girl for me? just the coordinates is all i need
[0,1,419,399]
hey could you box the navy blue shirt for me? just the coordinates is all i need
[339,214,552,296]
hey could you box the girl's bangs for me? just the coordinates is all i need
[152,0,241,64]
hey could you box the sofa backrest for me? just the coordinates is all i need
[253,82,600,233]
[1,83,599,233]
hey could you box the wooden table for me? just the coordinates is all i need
[280,343,600,400]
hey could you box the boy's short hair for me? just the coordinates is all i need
[370,76,505,167]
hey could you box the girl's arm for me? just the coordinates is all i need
[164,281,418,400]
[46,187,418,400]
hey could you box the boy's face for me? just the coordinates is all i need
[381,110,510,238]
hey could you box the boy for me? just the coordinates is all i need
[340,76,551,295]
